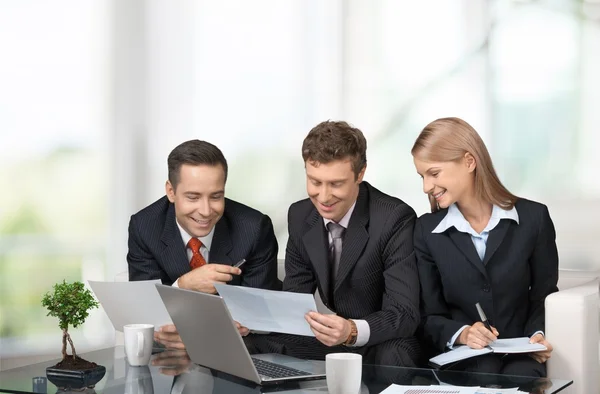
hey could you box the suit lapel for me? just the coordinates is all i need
[302,210,331,305]
[448,229,488,278]
[160,204,191,279]
[208,218,234,265]
[335,183,369,293]
[482,219,511,266]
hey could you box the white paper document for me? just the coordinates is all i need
[429,346,492,367]
[380,384,480,394]
[89,280,172,331]
[214,284,316,337]
[488,337,547,354]
[381,385,520,394]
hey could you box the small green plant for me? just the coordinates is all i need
[42,280,99,361]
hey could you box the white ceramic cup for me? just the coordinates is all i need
[326,353,362,394]
[124,324,154,366]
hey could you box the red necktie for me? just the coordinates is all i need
[187,238,207,269]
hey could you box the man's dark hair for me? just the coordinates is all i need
[302,120,367,178]
[167,140,228,188]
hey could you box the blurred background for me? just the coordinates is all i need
[1,0,599,369]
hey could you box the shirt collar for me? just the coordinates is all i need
[176,220,215,251]
[432,203,519,235]
[323,201,356,230]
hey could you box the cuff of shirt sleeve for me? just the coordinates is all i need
[447,325,470,349]
[350,319,370,347]
[530,330,544,338]
[173,279,180,288]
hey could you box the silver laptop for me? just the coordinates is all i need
[155,284,326,385]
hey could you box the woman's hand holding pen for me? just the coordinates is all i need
[529,333,553,363]
[458,322,499,349]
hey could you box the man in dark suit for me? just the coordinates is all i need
[127,140,279,347]
[250,121,421,366]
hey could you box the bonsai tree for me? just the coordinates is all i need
[42,280,99,363]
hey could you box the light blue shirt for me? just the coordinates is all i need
[432,203,522,348]
[432,203,519,261]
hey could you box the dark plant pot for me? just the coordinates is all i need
[46,365,106,391]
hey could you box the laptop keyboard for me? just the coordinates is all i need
[251,357,308,379]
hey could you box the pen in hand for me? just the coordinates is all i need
[233,259,246,269]
[475,302,494,333]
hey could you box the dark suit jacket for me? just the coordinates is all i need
[414,198,559,352]
[283,181,420,346]
[127,196,280,290]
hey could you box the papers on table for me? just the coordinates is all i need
[89,280,172,331]
[429,337,547,367]
[214,284,316,337]
[381,385,521,394]
[380,385,479,394]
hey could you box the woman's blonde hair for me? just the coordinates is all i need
[411,117,518,213]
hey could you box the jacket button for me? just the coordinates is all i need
[482,284,490,292]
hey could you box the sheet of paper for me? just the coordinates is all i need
[89,280,172,331]
[314,289,335,315]
[213,284,316,336]
[429,346,492,367]
[475,389,519,394]
[489,337,547,353]
[380,384,480,394]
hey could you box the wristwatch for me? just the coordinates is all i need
[343,320,358,346]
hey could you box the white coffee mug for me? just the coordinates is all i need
[124,324,154,366]
[326,353,362,394]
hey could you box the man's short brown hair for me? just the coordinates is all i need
[167,140,228,189]
[302,120,367,178]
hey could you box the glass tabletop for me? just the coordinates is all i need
[0,346,572,394]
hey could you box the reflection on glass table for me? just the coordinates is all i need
[0,346,571,394]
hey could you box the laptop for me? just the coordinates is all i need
[155,284,326,385]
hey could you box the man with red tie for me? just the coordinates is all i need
[127,139,279,347]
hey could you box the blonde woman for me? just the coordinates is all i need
[412,117,557,377]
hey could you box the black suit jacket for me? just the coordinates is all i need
[414,198,559,352]
[283,181,420,346]
[127,196,280,290]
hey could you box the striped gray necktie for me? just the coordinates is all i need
[327,222,345,278]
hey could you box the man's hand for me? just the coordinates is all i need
[178,264,242,294]
[529,333,553,364]
[151,349,192,376]
[154,324,186,350]
[457,322,499,349]
[305,311,352,347]
[235,321,250,337]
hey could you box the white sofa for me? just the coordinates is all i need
[546,269,600,394]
